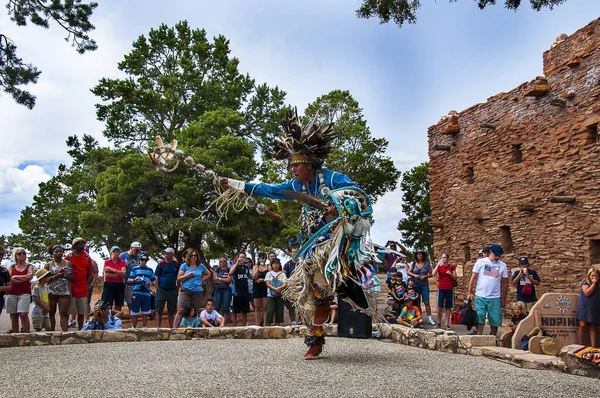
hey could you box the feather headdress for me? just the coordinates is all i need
[272,109,336,165]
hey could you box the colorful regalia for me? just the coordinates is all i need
[148,111,380,359]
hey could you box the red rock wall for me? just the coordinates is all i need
[428,17,600,301]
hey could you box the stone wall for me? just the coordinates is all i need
[428,17,600,300]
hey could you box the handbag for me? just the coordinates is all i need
[522,282,533,297]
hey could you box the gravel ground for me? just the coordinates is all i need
[0,339,598,397]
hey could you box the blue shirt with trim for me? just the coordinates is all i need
[128,266,156,296]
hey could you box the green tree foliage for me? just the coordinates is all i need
[304,90,400,202]
[356,0,566,27]
[18,135,115,259]
[397,162,433,257]
[91,20,286,151]
[1,0,97,108]
[19,22,289,260]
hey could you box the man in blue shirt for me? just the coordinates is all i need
[155,248,180,328]
[120,241,142,312]
[127,252,156,328]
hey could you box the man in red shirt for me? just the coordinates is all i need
[66,237,94,329]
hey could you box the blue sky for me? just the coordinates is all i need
[1,0,599,251]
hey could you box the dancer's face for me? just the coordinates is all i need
[291,163,314,182]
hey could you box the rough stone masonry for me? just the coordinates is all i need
[428,16,600,301]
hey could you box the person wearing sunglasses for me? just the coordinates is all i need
[6,248,33,333]
[174,249,210,327]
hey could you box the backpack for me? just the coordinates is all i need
[159,260,179,270]
[519,327,549,350]
[458,299,477,330]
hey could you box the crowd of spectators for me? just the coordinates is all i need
[0,237,598,348]
[0,239,306,331]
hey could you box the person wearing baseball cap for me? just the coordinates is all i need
[467,243,509,336]
[511,256,540,313]
[120,241,143,311]
[155,247,180,328]
[397,296,424,328]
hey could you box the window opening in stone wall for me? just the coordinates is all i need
[511,144,523,163]
[463,245,471,261]
[586,123,598,144]
[465,166,474,184]
[591,240,600,265]
[500,226,513,253]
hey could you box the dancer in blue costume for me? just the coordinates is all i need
[149,112,379,359]
[223,114,378,359]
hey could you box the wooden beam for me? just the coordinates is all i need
[429,221,444,228]
[433,144,451,151]
[517,203,536,212]
[480,122,496,129]
[550,196,576,204]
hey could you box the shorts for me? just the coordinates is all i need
[474,296,502,327]
[414,283,430,303]
[102,282,125,307]
[6,293,31,314]
[69,297,88,315]
[253,285,268,299]
[284,299,295,311]
[518,300,536,313]
[437,289,455,309]
[155,288,178,314]
[178,289,203,311]
[32,317,51,330]
[130,293,151,315]
[232,295,250,314]
[124,285,133,305]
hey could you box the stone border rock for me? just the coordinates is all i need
[378,324,599,379]
[1,323,598,379]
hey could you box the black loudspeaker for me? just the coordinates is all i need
[338,298,372,338]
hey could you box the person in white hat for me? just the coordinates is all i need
[120,241,142,311]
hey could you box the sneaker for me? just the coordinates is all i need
[68,320,76,327]
[467,330,477,335]
[427,316,436,325]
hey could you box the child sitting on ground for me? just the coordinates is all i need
[32,269,52,331]
[499,302,528,347]
[510,302,527,331]
[398,297,424,328]
[384,301,401,324]
[199,299,224,327]
[180,307,200,328]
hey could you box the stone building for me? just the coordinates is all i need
[428,17,600,299]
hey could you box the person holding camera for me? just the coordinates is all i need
[229,252,251,326]
[44,244,73,331]
[511,256,540,313]
[82,300,122,330]
[127,252,156,328]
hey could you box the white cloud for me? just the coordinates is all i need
[1,0,600,245]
